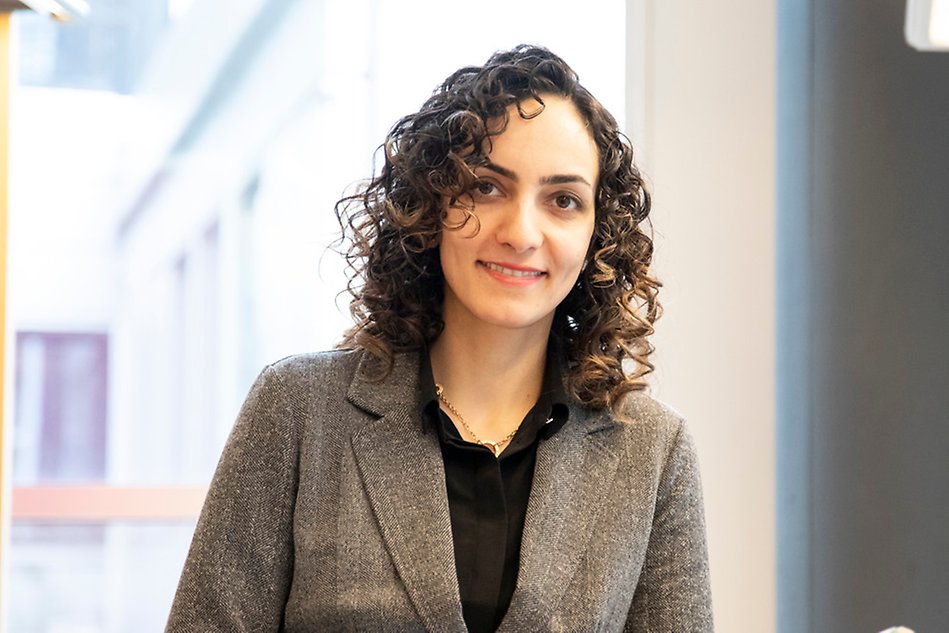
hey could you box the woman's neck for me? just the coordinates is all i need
[428,318,551,443]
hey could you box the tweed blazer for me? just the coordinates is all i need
[165,349,713,632]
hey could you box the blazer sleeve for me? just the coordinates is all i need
[165,365,300,632]
[626,420,714,632]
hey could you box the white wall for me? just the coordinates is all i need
[628,2,777,631]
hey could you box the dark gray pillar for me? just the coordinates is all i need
[777,1,949,632]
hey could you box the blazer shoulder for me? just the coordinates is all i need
[607,390,701,474]
[618,390,687,436]
[264,348,364,390]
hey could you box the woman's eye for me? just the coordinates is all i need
[554,194,581,210]
[474,181,498,196]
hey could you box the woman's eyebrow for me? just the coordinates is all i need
[483,162,593,189]
[541,174,593,188]
[483,162,518,181]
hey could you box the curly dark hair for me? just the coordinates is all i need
[335,44,660,413]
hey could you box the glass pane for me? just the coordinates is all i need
[11,0,627,488]
[14,332,108,484]
[8,522,196,633]
[18,0,170,93]
[8,0,626,627]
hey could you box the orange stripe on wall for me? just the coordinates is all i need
[11,486,207,521]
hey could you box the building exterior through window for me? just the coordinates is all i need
[6,1,626,629]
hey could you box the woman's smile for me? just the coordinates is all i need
[478,261,547,285]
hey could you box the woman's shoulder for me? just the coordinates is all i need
[255,348,366,396]
[607,390,695,461]
[617,390,686,433]
[267,348,362,374]
[595,392,704,504]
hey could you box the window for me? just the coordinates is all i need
[14,332,108,483]
[6,1,626,628]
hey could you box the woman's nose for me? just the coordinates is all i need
[495,198,543,252]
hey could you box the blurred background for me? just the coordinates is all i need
[1,0,947,632]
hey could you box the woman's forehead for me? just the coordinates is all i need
[483,96,599,184]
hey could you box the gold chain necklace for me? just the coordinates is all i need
[435,383,520,458]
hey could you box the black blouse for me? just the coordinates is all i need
[419,351,569,633]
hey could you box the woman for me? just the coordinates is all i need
[166,45,713,632]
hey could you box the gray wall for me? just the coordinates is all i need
[778,1,949,632]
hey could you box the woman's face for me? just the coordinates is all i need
[439,95,599,336]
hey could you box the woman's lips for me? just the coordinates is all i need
[478,261,546,285]
[480,261,545,277]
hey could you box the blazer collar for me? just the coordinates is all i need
[346,350,465,631]
[346,350,425,423]
[499,405,622,630]
[345,349,623,631]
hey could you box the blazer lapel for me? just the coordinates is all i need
[346,352,467,633]
[499,407,622,630]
